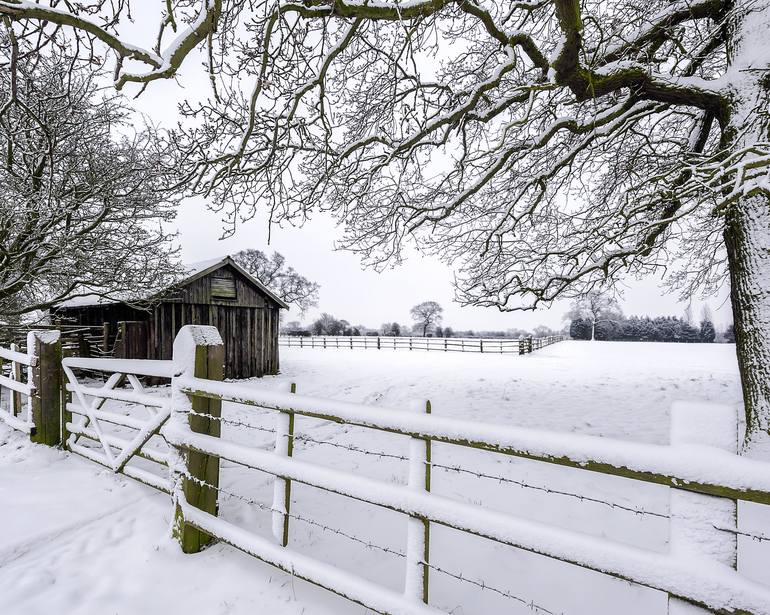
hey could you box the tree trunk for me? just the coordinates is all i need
[724,194,770,450]
[723,0,770,451]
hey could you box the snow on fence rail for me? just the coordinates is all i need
[166,327,769,615]
[0,331,60,442]
[279,334,566,354]
[61,356,179,493]
[3,324,770,614]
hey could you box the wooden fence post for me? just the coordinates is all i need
[377,336,381,350]
[29,330,61,446]
[171,325,225,554]
[668,402,737,614]
[10,342,22,416]
[405,400,431,603]
[272,382,296,546]
[101,322,110,354]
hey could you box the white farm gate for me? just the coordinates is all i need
[61,356,179,492]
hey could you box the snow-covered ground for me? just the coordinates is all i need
[1,341,767,615]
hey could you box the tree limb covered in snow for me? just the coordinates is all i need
[5,0,770,439]
[0,36,182,318]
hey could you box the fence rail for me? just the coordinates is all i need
[279,334,566,354]
[0,331,60,441]
[165,343,770,615]
[1,325,768,615]
[61,355,177,493]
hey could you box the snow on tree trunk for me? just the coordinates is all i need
[725,194,770,451]
[723,0,770,452]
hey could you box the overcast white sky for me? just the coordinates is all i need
[121,24,733,332]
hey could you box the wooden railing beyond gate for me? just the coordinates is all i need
[280,334,566,355]
[0,331,61,444]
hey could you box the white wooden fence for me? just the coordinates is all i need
[0,331,60,443]
[0,337,35,434]
[2,325,769,614]
[280,334,566,354]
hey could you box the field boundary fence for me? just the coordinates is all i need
[1,325,769,614]
[279,334,566,355]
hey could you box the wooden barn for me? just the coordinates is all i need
[53,256,289,379]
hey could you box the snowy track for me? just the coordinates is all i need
[1,341,767,615]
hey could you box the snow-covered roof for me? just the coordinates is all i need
[56,294,121,309]
[56,256,289,310]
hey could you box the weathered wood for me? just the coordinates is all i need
[54,261,284,380]
[29,331,62,446]
[174,326,225,554]
[101,322,110,353]
[211,275,237,299]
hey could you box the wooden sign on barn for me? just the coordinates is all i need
[54,256,289,379]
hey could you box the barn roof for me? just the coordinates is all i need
[57,256,289,310]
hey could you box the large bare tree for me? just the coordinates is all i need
[2,1,769,444]
[410,301,444,336]
[232,249,319,314]
[0,30,181,318]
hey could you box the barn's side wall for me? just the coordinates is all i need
[54,263,282,379]
[150,303,280,378]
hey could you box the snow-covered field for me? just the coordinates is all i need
[1,341,767,615]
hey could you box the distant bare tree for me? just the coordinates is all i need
[312,313,345,335]
[233,249,319,315]
[410,301,443,337]
[533,325,558,338]
[683,305,695,326]
[380,322,401,337]
[0,37,180,319]
[565,292,623,341]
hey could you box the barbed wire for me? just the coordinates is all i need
[712,524,770,543]
[185,473,406,558]
[425,562,562,615]
[190,410,276,435]
[185,472,562,614]
[186,414,770,544]
[428,460,669,519]
[294,432,410,461]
